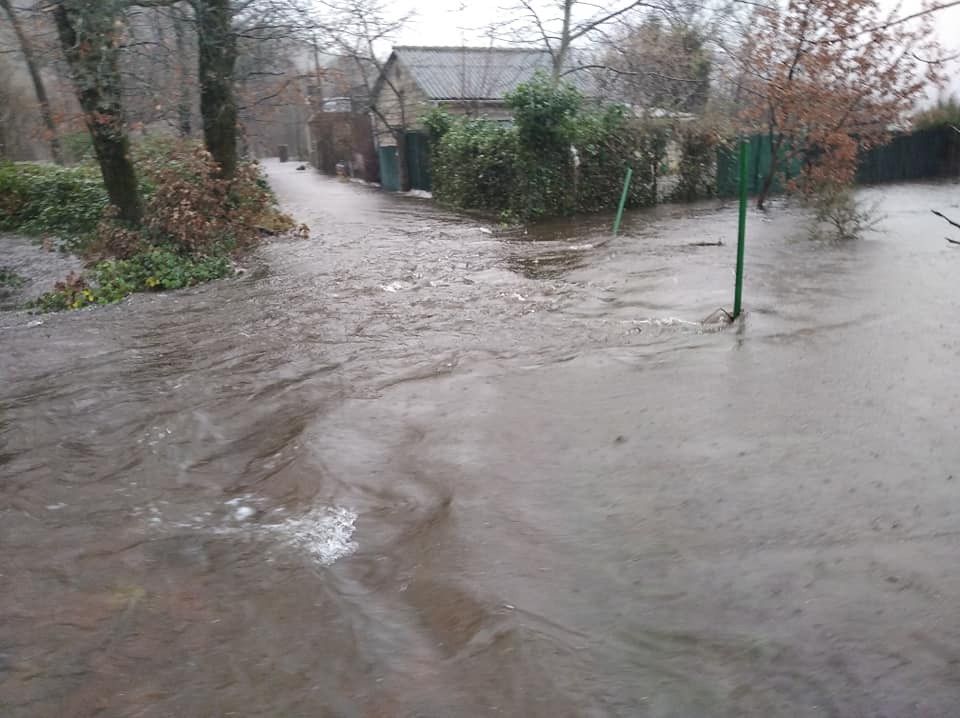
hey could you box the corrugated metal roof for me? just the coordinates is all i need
[393,46,596,100]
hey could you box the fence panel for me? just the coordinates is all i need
[717,127,959,198]
[857,127,960,184]
[378,146,400,192]
[405,132,432,192]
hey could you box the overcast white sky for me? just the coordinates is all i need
[392,0,960,102]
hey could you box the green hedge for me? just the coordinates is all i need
[671,125,720,202]
[0,162,108,241]
[430,119,521,215]
[426,76,667,222]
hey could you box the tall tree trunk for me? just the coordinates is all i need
[1,0,64,164]
[552,0,574,81]
[174,7,192,138]
[52,1,142,225]
[196,0,238,178]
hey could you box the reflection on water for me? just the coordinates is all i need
[2,166,960,716]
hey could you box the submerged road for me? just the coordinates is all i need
[2,162,960,716]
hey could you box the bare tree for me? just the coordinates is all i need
[495,0,651,80]
[601,14,712,114]
[1,0,64,163]
[184,0,315,175]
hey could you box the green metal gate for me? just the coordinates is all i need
[378,146,400,192]
[405,132,432,192]
[716,134,800,198]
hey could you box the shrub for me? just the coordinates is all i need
[0,161,108,242]
[6,136,287,311]
[431,119,521,216]
[671,125,721,202]
[508,74,581,149]
[430,77,666,221]
[1,138,288,259]
[574,106,667,212]
[32,249,232,311]
[809,185,881,240]
[95,140,278,258]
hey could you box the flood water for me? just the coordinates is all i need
[2,162,960,716]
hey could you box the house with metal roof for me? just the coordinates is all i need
[370,46,604,190]
[370,46,598,143]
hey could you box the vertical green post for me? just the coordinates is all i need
[733,139,749,319]
[612,167,633,236]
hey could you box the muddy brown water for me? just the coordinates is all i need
[2,162,960,717]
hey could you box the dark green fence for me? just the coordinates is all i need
[717,126,960,198]
[376,134,432,192]
[716,135,801,198]
[405,132,432,192]
[378,146,399,192]
[857,126,960,184]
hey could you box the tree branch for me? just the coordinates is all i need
[933,209,960,231]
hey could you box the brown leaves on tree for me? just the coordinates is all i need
[738,0,944,207]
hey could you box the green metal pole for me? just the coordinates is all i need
[612,166,633,236]
[733,139,749,319]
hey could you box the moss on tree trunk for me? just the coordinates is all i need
[52,1,142,225]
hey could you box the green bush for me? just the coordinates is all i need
[6,136,283,312]
[508,75,581,148]
[0,161,108,242]
[574,105,666,212]
[429,76,666,221]
[32,248,232,312]
[431,119,521,217]
[671,125,720,202]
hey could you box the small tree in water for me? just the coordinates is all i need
[736,0,944,210]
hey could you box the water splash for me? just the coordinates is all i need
[263,506,358,566]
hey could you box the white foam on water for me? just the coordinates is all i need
[263,506,358,566]
[140,498,358,567]
[625,317,707,332]
[404,189,433,199]
[635,317,702,328]
[234,505,256,521]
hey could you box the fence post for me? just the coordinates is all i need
[733,139,749,319]
[612,167,633,236]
